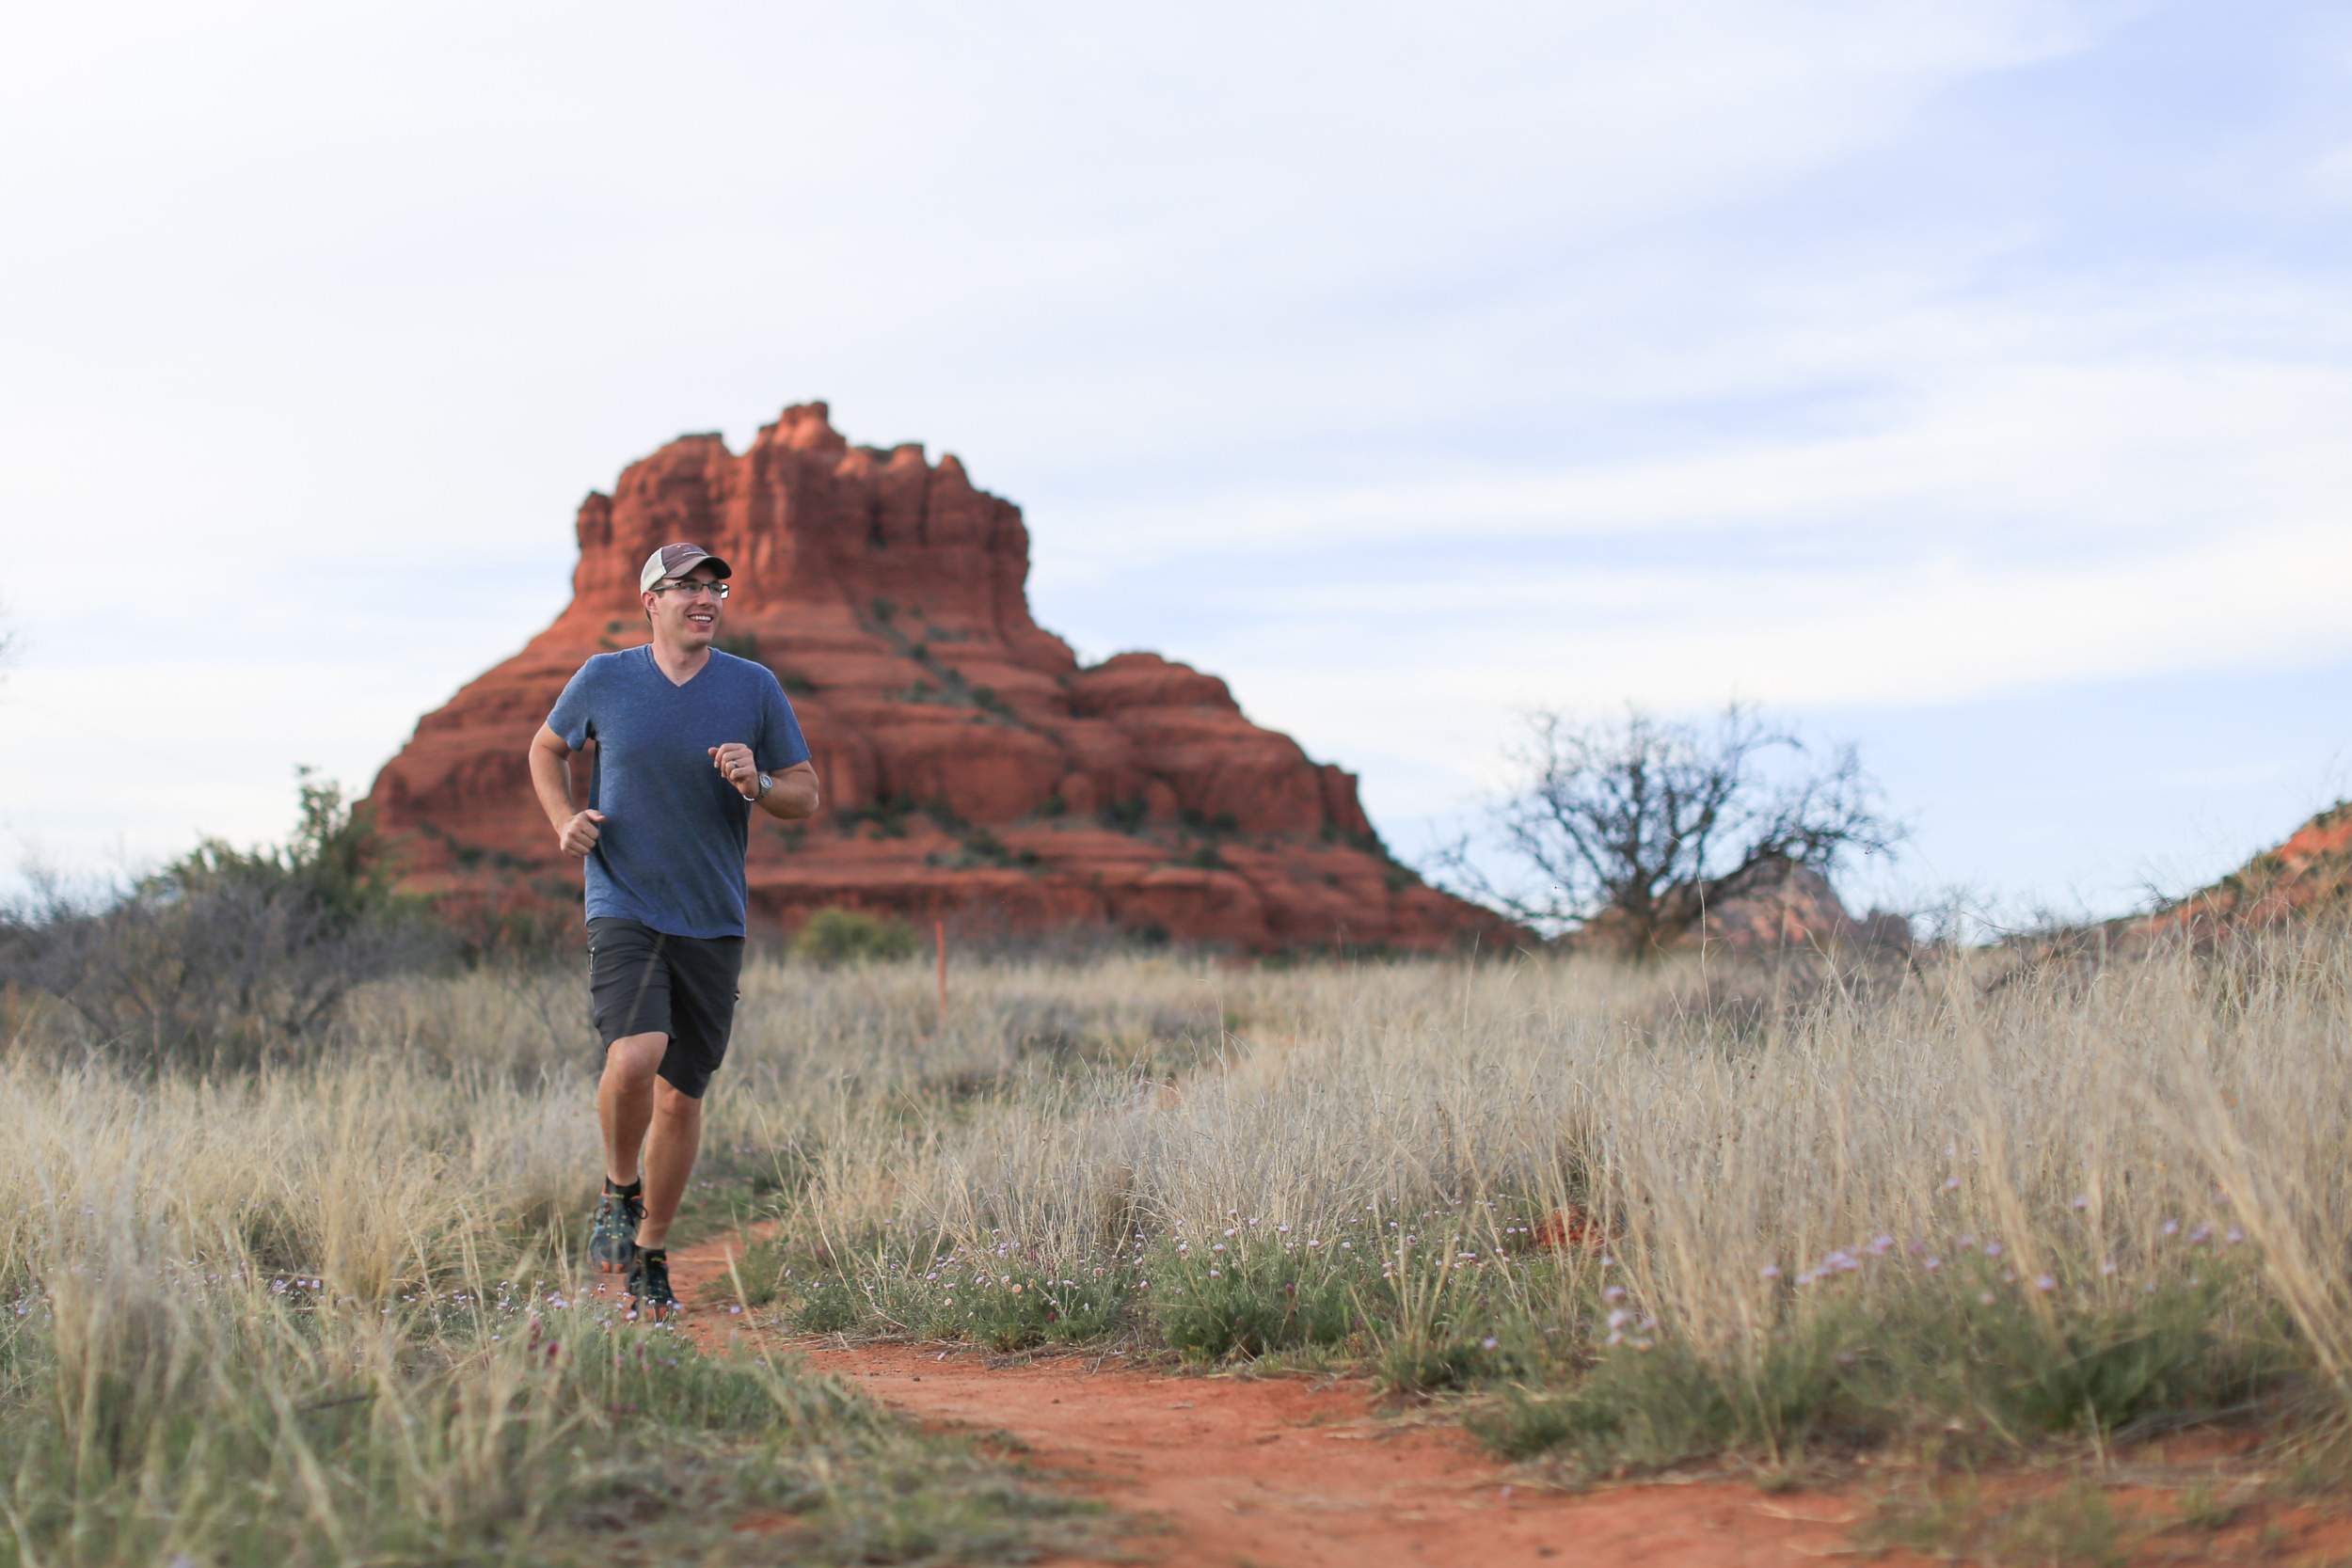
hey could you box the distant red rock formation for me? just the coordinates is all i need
[368,403,1518,951]
[2137,802,2352,935]
[1692,863,1912,952]
[1564,862,1909,957]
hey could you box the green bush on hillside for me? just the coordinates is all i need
[790,908,921,966]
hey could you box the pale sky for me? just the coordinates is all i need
[4,0,2348,920]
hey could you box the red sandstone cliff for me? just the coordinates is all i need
[368,403,1516,951]
[2134,802,2352,936]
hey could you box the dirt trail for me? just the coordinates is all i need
[642,1232,2346,1568]
[650,1232,1901,1568]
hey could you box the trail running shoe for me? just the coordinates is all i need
[587,1187,644,1275]
[626,1248,678,1321]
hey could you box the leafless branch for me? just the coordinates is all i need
[1428,703,1901,958]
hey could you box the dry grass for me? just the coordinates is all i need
[3,922,2349,1554]
[0,965,1124,1566]
[717,933,2349,1465]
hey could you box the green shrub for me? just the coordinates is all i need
[790,909,921,966]
[0,770,448,1070]
[793,1276,866,1333]
[782,1234,1140,1351]
[1147,1232,1356,1358]
[885,1269,1131,1352]
[1863,1480,2127,1568]
[1472,1323,1859,1469]
[1470,1259,2288,1474]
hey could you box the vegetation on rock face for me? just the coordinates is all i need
[2146,798,2352,932]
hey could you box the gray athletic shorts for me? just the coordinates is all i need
[586,917,743,1099]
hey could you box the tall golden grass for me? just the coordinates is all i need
[0,963,1125,1565]
[11,933,2350,1366]
[2,921,2346,1548]
[731,934,2351,1410]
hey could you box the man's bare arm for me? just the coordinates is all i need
[758,760,820,820]
[530,723,605,857]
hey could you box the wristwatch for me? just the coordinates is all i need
[755,771,773,800]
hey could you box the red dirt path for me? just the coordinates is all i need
[651,1232,2341,1568]
[649,1233,1896,1567]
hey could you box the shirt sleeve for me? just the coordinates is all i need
[547,661,599,752]
[755,670,812,772]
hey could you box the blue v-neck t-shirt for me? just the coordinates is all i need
[546,645,810,938]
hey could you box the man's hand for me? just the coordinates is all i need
[559,809,606,857]
[530,723,606,854]
[708,743,761,800]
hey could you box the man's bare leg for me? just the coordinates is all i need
[598,1031,667,1185]
[636,1082,702,1251]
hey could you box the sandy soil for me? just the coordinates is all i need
[644,1231,2344,1568]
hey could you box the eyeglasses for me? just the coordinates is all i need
[655,578,729,599]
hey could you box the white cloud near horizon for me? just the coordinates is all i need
[3,0,2348,915]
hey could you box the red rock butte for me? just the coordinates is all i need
[368,403,1517,950]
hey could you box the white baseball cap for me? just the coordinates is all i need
[640,543,734,593]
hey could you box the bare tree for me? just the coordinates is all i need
[1433,703,1900,958]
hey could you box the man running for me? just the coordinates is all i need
[528,542,819,1319]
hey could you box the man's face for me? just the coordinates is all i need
[643,565,724,648]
